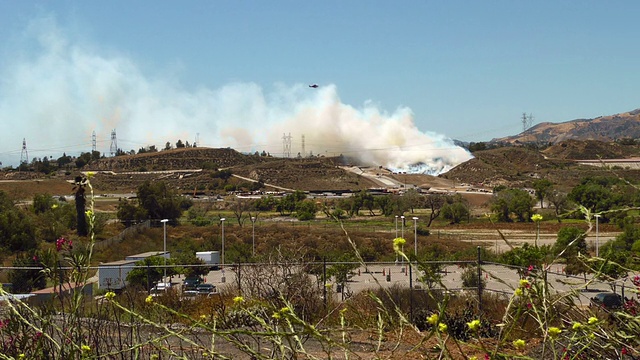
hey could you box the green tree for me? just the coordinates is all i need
[32,193,56,214]
[116,198,147,226]
[553,227,590,278]
[296,200,318,221]
[441,195,470,224]
[553,226,587,258]
[0,206,38,252]
[424,194,447,227]
[403,188,422,214]
[136,181,187,222]
[532,179,553,208]
[490,188,535,222]
[547,190,570,223]
[568,177,626,217]
[374,196,394,217]
[500,244,551,277]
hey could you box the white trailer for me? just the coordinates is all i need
[98,251,170,290]
[98,260,136,290]
[196,251,220,269]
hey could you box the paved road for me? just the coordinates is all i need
[182,263,638,306]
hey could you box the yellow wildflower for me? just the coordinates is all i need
[233,296,244,304]
[515,288,523,296]
[145,295,153,304]
[272,312,281,319]
[548,327,562,339]
[438,322,448,333]
[393,237,406,252]
[86,171,95,179]
[280,307,290,314]
[82,344,91,351]
[467,319,481,331]
[513,339,526,350]
[105,291,116,300]
[572,322,582,330]
[531,214,543,222]
[427,313,439,325]
[18,355,25,359]
[519,279,530,288]
[588,316,598,325]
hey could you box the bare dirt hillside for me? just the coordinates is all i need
[493,108,640,144]
[542,139,640,160]
[441,146,640,191]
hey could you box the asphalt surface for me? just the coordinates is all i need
[178,263,639,306]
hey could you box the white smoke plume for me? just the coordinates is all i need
[0,17,471,174]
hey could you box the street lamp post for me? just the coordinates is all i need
[251,216,256,257]
[595,214,601,257]
[413,217,419,256]
[160,219,169,283]
[220,218,226,269]
[401,216,405,264]
[394,215,399,263]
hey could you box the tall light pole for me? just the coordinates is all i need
[413,217,419,256]
[220,218,226,269]
[251,216,256,257]
[160,219,169,282]
[394,215,398,236]
[595,214,601,257]
[401,216,405,264]
[394,215,399,263]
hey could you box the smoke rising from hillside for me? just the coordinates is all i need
[0,18,471,174]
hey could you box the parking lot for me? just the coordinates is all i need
[165,262,639,306]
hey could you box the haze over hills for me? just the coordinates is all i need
[493,109,640,144]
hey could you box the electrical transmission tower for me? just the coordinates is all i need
[109,129,118,156]
[301,134,306,158]
[282,133,292,158]
[92,131,97,153]
[521,113,534,132]
[20,138,29,165]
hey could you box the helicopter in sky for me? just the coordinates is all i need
[308,84,319,88]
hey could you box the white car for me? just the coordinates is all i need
[150,282,172,296]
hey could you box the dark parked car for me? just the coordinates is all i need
[590,292,623,310]
[182,277,203,291]
[196,283,216,295]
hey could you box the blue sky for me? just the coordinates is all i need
[0,1,638,171]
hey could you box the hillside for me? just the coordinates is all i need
[493,109,640,144]
[542,139,640,160]
[441,146,640,190]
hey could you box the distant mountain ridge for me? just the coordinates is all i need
[492,109,640,144]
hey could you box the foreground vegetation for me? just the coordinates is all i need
[0,171,639,358]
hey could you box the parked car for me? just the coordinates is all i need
[196,283,216,295]
[182,289,198,298]
[590,292,623,310]
[182,277,203,291]
[150,282,172,297]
